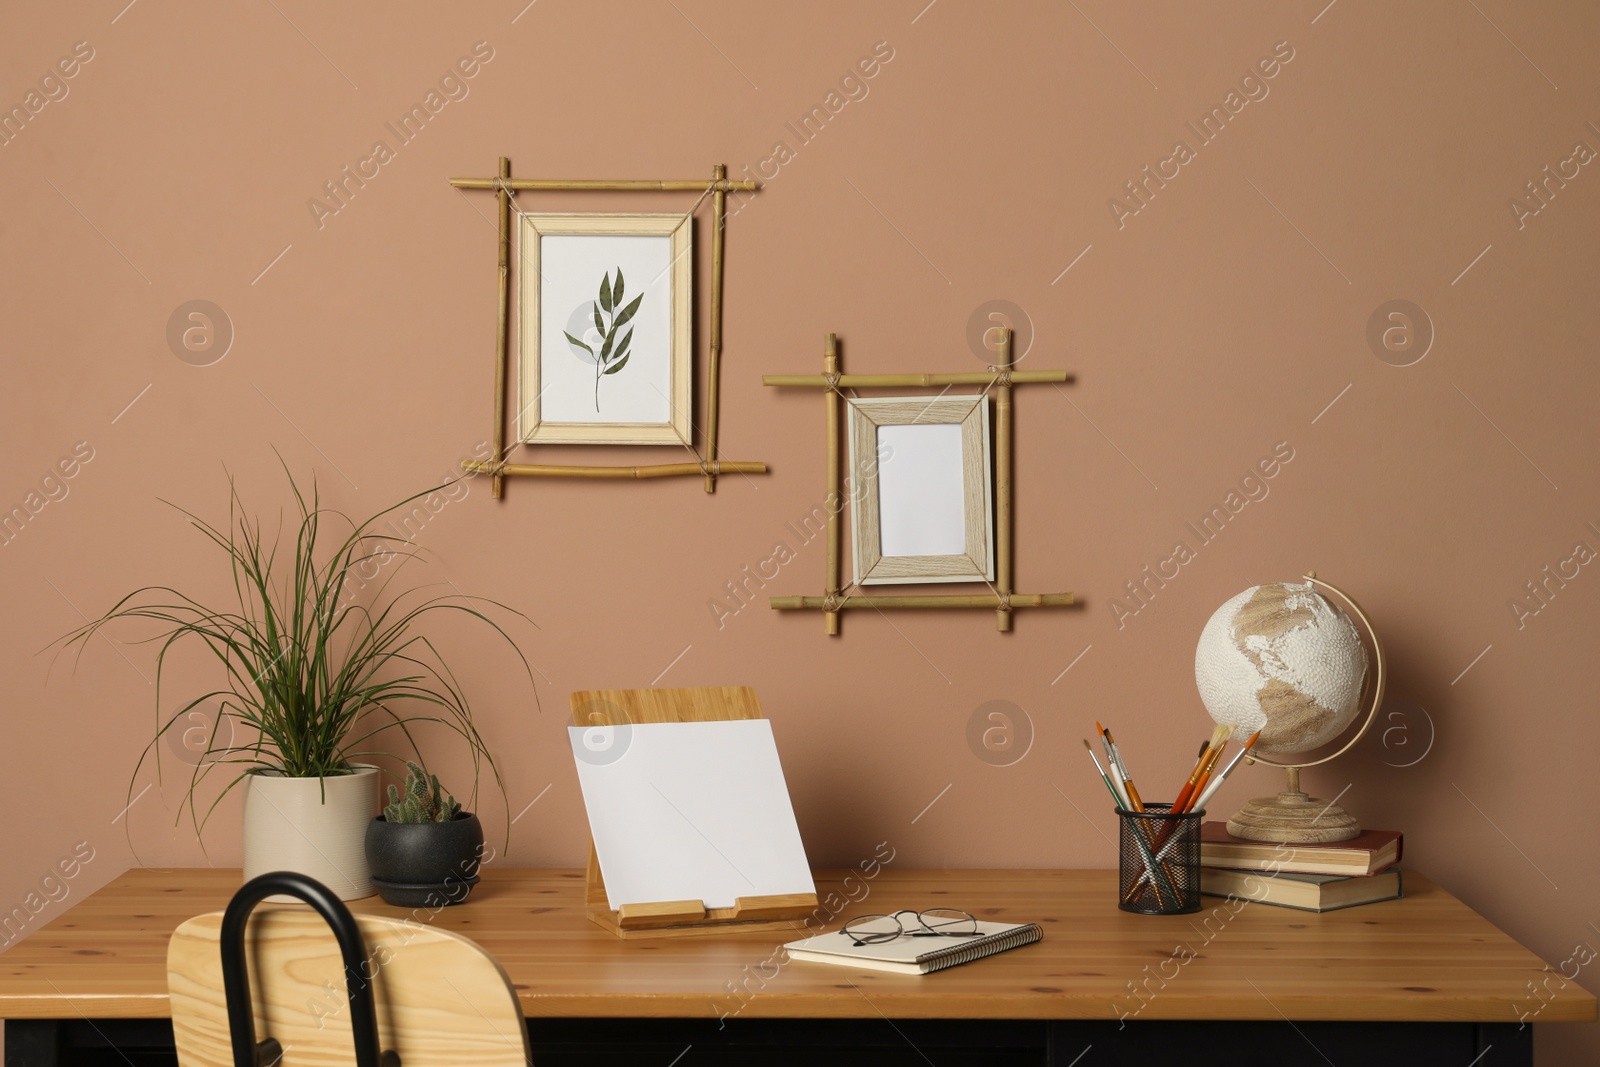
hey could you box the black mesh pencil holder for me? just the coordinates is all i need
[1116,803,1203,915]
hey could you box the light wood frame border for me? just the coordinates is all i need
[449,159,766,495]
[517,213,692,446]
[763,329,1074,634]
[847,395,994,585]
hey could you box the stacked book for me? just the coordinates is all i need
[1199,822,1403,913]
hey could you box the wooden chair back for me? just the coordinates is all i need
[167,907,530,1066]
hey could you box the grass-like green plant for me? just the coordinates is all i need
[59,461,532,847]
[563,267,640,410]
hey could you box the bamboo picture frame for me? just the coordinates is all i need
[449,159,767,496]
[517,213,693,446]
[847,395,994,585]
[764,330,1075,634]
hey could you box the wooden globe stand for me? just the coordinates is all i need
[1226,766,1363,843]
[1225,573,1385,845]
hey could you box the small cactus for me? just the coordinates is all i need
[383,760,463,824]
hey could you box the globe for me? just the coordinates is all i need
[1193,577,1379,843]
[1195,581,1367,756]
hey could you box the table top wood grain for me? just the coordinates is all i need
[0,867,1590,1024]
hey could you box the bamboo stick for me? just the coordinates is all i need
[491,156,511,500]
[763,370,1068,388]
[461,460,767,480]
[704,164,727,494]
[994,328,1014,632]
[450,178,760,192]
[824,334,842,636]
[770,593,1074,611]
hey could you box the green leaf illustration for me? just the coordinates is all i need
[612,294,643,333]
[583,266,639,411]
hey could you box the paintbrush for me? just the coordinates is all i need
[1100,724,1144,812]
[1170,734,1216,816]
[1181,724,1236,813]
[1087,740,1175,907]
[1191,729,1262,812]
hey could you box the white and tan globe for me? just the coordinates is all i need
[1194,582,1368,757]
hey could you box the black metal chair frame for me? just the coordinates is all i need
[219,872,398,1067]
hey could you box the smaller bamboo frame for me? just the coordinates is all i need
[823,334,843,635]
[995,332,1014,631]
[771,593,1075,610]
[449,159,766,496]
[766,330,1074,634]
[452,178,759,192]
[763,370,1069,388]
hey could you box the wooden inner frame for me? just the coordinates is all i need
[517,213,693,446]
[847,395,994,584]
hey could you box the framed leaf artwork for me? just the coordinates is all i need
[517,213,692,446]
[846,395,994,585]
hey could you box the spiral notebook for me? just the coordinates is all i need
[783,919,1042,976]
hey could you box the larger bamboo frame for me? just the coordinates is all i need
[449,159,766,496]
[764,330,1075,634]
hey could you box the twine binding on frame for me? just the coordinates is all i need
[682,180,718,223]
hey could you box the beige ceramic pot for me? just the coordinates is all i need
[241,765,378,900]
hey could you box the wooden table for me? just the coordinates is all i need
[1,867,1589,1066]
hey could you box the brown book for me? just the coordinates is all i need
[1199,822,1402,876]
[1201,867,1403,912]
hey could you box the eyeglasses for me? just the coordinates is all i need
[841,909,981,946]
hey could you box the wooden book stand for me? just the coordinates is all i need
[570,685,819,939]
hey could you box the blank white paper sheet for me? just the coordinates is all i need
[568,719,815,910]
[875,423,967,557]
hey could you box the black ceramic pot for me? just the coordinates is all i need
[364,812,485,908]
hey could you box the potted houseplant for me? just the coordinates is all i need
[366,761,486,907]
[61,463,528,899]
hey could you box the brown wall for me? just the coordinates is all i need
[3,1,1598,1058]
